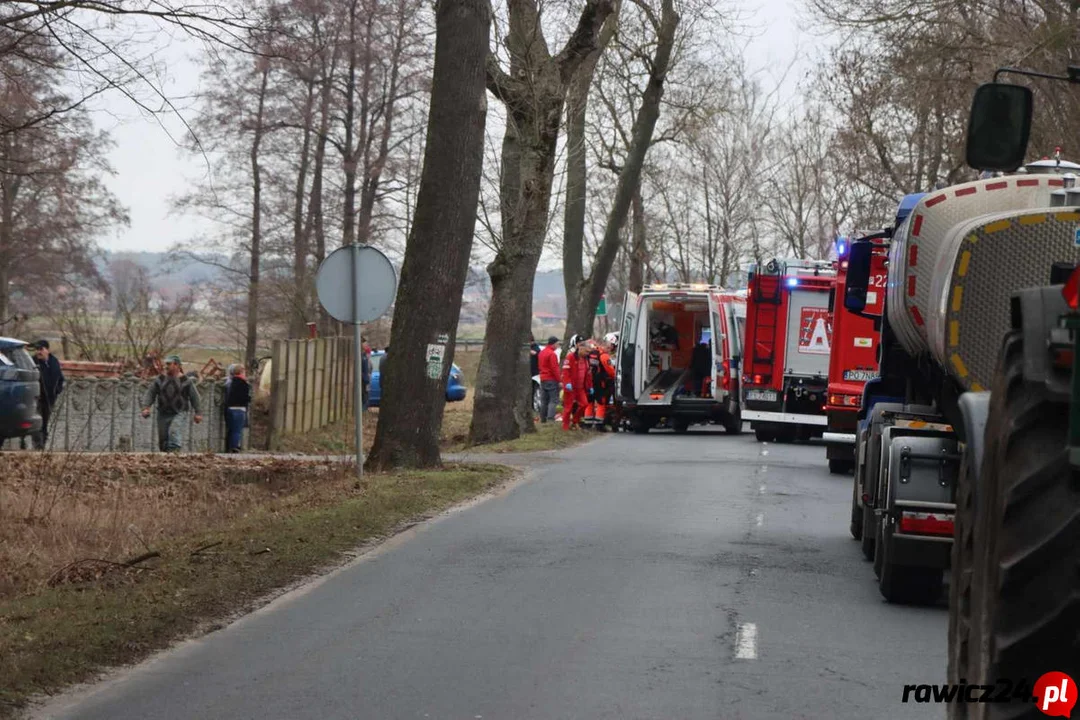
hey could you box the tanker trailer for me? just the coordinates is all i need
[845,75,1080,719]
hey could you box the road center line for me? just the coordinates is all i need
[758,484,766,495]
[734,622,758,660]
[755,513,763,527]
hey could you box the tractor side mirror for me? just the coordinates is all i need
[966,82,1033,171]
[844,240,874,313]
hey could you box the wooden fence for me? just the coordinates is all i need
[267,337,355,449]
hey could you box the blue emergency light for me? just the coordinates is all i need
[836,238,848,257]
[786,277,799,288]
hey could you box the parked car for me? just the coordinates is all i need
[366,350,466,407]
[0,338,41,441]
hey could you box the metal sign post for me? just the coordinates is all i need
[315,244,396,479]
[352,244,363,477]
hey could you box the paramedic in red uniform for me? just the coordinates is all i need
[561,335,591,430]
[537,336,561,423]
[584,337,616,429]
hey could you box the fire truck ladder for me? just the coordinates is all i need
[751,275,781,366]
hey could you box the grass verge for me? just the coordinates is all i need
[0,454,512,718]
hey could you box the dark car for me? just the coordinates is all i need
[0,338,41,441]
[367,350,466,407]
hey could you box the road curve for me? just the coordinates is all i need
[35,428,946,720]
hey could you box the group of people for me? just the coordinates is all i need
[534,332,619,431]
[139,355,251,453]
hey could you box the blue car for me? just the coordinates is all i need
[366,350,466,407]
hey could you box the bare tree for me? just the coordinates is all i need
[467,0,616,445]
[367,0,491,470]
[0,30,124,321]
[562,0,680,341]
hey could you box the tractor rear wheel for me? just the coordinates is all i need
[948,330,1079,719]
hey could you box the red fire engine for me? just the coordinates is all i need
[741,257,837,442]
[822,238,888,474]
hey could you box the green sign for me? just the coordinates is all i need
[596,296,606,316]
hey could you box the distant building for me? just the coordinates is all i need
[533,312,564,326]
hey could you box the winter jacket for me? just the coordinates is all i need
[529,343,541,376]
[561,351,591,393]
[143,374,202,415]
[224,377,251,409]
[538,345,561,382]
[36,354,64,406]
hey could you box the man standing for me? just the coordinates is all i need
[141,355,203,452]
[31,339,63,450]
[537,336,561,423]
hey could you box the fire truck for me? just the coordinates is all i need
[741,258,837,442]
[822,238,889,474]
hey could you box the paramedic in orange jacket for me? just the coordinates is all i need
[561,335,591,430]
[584,337,616,429]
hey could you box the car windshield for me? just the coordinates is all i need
[0,345,36,370]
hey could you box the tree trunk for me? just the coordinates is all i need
[627,179,646,293]
[290,76,317,338]
[308,52,336,335]
[562,10,617,341]
[246,63,271,370]
[565,0,678,340]
[468,0,614,445]
[469,104,561,444]
[366,0,490,470]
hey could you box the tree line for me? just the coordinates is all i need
[0,0,1075,466]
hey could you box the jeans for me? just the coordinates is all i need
[156,412,185,452]
[225,408,246,451]
[539,380,560,422]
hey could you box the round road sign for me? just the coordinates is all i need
[315,244,397,324]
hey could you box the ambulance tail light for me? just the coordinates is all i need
[899,511,955,536]
[829,394,861,407]
[721,360,730,390]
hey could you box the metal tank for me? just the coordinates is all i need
[886,161,1080,371]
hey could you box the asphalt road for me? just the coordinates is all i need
[37,428,947,720]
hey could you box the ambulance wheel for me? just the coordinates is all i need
[754,427,775,442]
[631,417,650,434]
[947,329,1080,709]
[672,418,690,433]
[723,409,742,434]
[829,458,854,475]
[775,426,798,444]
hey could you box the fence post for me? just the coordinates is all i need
[267,339,287,450]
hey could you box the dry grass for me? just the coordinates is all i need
[0,453,512,716]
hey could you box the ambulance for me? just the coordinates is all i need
[614,284,746,434]
[741,258,837,442]
[822,237,887,474]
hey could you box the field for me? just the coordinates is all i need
[0,453,513,717]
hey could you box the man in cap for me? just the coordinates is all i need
[537,335,562,423]
[30,339,63,450]
[141,354,203,452]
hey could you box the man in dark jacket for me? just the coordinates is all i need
[31,339,63,450]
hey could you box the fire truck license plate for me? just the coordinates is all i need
[843,370,878,381]
[746,390,777,402]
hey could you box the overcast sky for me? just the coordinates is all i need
[93,0,817,259]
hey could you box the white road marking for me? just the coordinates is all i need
[760,449,769,456]
[734,622,758,659]
[758,484,766,495]
[755,513,764,527]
